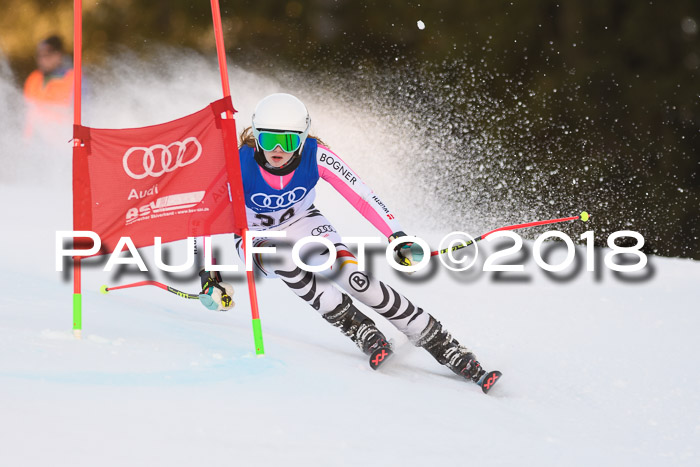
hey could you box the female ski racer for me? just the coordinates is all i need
[200,93,487,384]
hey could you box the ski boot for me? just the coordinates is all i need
[416,316,485,383]
[323,294,392,369]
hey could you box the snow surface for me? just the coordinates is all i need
[1,55,699,467]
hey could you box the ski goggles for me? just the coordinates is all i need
[253,129,308,153]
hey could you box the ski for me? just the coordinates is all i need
[369,346,393,370]
[478,370,503,394]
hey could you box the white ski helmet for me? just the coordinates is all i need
[252,93,311,152]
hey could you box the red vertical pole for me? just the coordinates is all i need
[73,0,82,125]
[210,0,264,355]
[72,0,83,339]
[211,0,232,105]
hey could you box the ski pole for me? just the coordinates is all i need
[430,211,590,257]
[100,281,200,300]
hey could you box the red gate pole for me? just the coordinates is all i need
[210,0,265,355]
[72,0,83,339]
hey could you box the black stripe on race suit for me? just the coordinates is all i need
[311,292,324,311]
[389,301,415,322]
[275,267,302,279]
[373,282,390,310]
[378,287,403,319]
[286,272,313,290]
[299,275,318,302]
[275,267,314,290]
[407,307,425,325]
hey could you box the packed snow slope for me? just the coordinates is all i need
[1,55,699,466]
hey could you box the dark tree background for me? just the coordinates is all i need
[1,0,698,258]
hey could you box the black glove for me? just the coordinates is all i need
[388,231,424,268]
[198,269,235,311]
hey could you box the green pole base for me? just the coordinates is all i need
[73,293,82,339]
[252,318,265,355]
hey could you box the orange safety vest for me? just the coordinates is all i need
[23,68,74,105]
[23,68,74,141]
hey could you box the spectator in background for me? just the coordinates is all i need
[23,35,74,141]
[24,35,73,104]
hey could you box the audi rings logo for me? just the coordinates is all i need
[311,225,336,236]
[122,137,203,180]
[251,187,307,209]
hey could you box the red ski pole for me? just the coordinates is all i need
[430,211,590,257]
[100,281,200,300]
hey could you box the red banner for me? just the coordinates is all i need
[72,97,247,254]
